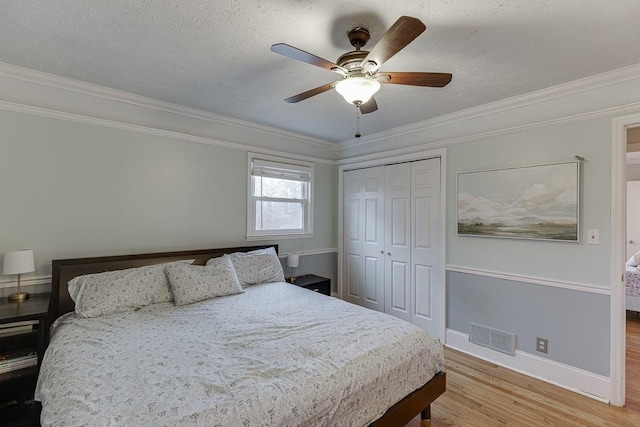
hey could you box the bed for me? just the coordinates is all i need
[626,265,640,312]
[36,245,445,426]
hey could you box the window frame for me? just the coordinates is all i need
[246,153,314,241]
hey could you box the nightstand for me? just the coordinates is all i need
[287,274,331,296]
[0,293,49,426]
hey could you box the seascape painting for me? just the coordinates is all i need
[457,162,579,241]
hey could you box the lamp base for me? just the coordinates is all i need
[8,292,30,302]
[289,276,297,283]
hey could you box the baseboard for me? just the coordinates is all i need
[446,329,611,402]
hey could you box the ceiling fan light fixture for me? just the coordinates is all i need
[335,77,381,105]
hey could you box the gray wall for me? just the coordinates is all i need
[447,271,610,375]
[0,108,337,294]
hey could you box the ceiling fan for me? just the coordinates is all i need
[271,16,452,115]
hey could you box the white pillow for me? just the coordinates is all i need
[627,251,640,267]
[165,255,243,306]
[68,260,193,318]
[209,247,284,287]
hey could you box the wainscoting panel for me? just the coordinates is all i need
[447,270,610,376]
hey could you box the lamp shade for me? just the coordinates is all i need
[335,77,381,105]
[3,249,35,275]
[287,253,299,268]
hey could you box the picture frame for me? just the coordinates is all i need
[457,161,580,242]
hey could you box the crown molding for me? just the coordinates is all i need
[337,101,640,165]
[0,99,336,165]
[5,60,640,163]
[0,61,336,152]
[338,62,640,149]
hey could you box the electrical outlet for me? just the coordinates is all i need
[537,337,548,353]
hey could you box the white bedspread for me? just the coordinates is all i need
[36,282,443,427]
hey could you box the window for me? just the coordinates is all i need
[247,154,313,240]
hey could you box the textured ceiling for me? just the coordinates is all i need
[1,1,640,143]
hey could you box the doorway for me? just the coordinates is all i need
[626,127,640,408]
[612,115,640,406]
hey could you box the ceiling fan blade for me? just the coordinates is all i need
[379,72,452,87]
[360,16,426,73]
[284,82,337,103]
[359,97,378,114]
[271,43,345,74]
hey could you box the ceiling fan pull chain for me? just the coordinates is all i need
[355,106,362,138]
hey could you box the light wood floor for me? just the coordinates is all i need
[406,315,640,426]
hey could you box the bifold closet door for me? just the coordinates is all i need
[384,163,412,321]
[343,159,443,339]
[410,158,442,337]
[343,167,385,311]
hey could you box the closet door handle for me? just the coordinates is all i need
[387,252,391,256]
[380,250,384,254]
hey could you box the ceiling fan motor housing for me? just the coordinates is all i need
[348,27,370,49]
[338,27,374,73]
[336,51,368,72]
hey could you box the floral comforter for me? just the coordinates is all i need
[627,266,640,297]
[36,282,443,427]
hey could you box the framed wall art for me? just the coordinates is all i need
[457,161,580,242]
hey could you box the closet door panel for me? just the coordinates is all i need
[346,253,361,300]
[385,163,411,321]
[364,256,382,306]
[414,198,432,248]
[362,166,385,311]
[414,264,432,319]
[391,198,408,246]
[344,170,363,304]
[410,159,443,338]
[389,260,410,320]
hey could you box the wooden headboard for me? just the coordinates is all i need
[50,245,277,322]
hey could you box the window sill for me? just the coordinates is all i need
[246,233,314,241]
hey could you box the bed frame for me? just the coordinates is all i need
[49,245,445,426]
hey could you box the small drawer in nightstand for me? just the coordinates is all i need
[286,274,331,296]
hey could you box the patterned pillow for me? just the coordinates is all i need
[68,260,193,318]
[165,255,243,306]
[211,247,285,287]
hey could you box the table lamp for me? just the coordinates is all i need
[3,249,35,302]
[287,253,299,282]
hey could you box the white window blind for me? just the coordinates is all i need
[251,159,312,182]
[247,154,314,240]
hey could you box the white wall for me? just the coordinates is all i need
[0,108,337,293]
